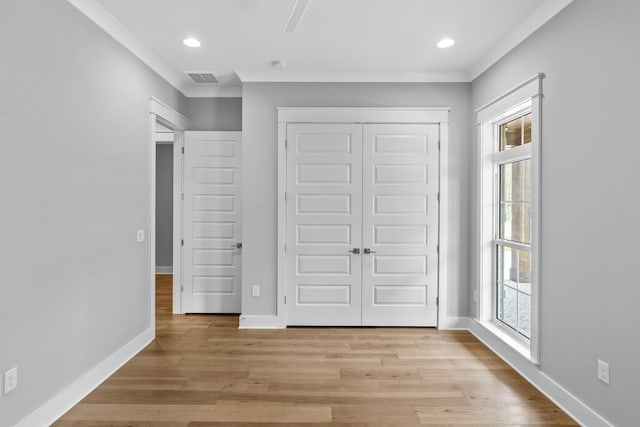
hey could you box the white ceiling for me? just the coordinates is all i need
[70,0,573,96]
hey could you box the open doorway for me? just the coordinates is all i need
[148,97,188,333]
[155,124,175,316]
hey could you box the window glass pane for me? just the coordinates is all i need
[518,292,531,337]
[499,159,531,244]
[499,113,532,151]
[523,113,532,145]
[497,283,517,328]
[497,245,531,338]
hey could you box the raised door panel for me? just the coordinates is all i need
[285,124,363,325]
[361,124,439,326]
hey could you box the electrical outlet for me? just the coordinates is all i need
[597,359,610,384]
[4,367,17,394]
[137,230,145,243]
[251,285,260,297]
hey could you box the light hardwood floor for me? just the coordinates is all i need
[54,275,577,426]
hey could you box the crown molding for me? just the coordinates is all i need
[235,69,470,83]
[66,0,194,95]
[468,0,575,80]
[182,86,243,98]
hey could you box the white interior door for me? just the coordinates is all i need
[285,124,363,325]
[361,124,440,326]
[182,131,242,313]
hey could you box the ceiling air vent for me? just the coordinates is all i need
[186,72,218,84]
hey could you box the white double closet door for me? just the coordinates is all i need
[286,123,440,326]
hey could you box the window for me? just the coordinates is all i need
[477,74,542,363]
[496,114,532,338]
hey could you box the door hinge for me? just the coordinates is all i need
[437,192,440,202]
[438,140,441,150]
[181,193,184,200]
[436,297,439,306]
[181,239,184,246]
[181,147,184,154]
[284,243,287,253]
[284,191,287,201]
[436,244,439,254]
[285,139,288,149]
[180,285,184,292]
[284,296,287,304]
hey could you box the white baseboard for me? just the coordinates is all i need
[14,328,154,427]
[155,266,172,274]
[238,314,286,329]
[438,316,472,330]
[468,319,612,427]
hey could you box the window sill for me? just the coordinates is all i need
[477,319,531,361]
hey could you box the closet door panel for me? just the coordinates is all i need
[361,124,439,326]
[285,124,363,325]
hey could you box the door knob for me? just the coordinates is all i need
[347,248,360,254]
[229,242,243,249]
[363,248,376,254]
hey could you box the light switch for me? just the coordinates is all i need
[597,359,610,384]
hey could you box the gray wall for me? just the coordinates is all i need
[0,0,187,425]
[471,0,640,425]
[155,144,174,268]
[185,97,242,131]
[242,83,472,318]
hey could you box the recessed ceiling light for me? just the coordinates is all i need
[271,60,287,69]
[437,38,455,49]
[183,38,201,48]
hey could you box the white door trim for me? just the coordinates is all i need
[149,97,189,327]
[276,107,450,328]
[171,131,184,314]
[277,107,449,124]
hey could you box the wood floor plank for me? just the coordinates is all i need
[189,423,366,427]
[415,405,567,425]
[83,389,221,405]
[59,402,332,423]
[53,275,578,426]
[331,404,420,424]
[99,377,190,390]
[249,366,341,380]
[53,422,188,427]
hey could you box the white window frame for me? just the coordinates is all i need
[476,74,543,364]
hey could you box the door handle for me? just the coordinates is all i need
[347,248,360,254]
[229,242,243,249]
[363,248,376,254]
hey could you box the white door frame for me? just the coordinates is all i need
[276,107,451,328]
[149,97,189,330]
